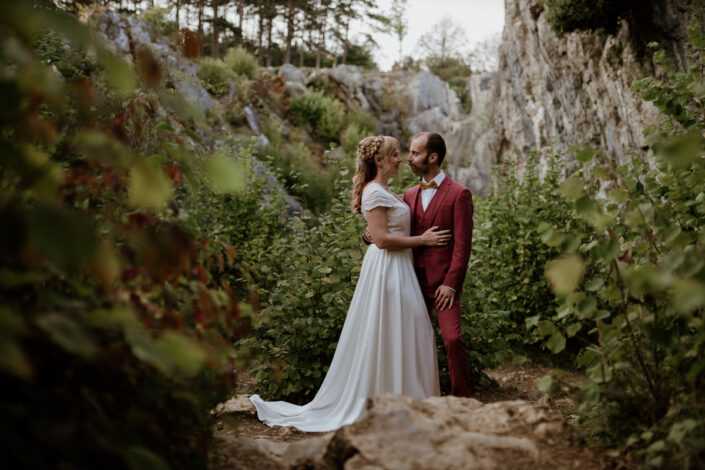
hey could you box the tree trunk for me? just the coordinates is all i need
[257,10,264,66]
[175,0,180,30]
[198,0,204,43]
[315,28,326,69]
[266,15,273,67]
[211,0,219,58]
[342,22,349,65]
[237,0,244,41]
[284,0,294,65]
[298,40,304,67]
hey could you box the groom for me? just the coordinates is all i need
[367,132,474,397]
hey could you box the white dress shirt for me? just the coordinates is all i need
[421,170,445,211]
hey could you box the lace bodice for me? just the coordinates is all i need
[361,182,410,236]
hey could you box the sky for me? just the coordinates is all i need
[362,0,506,71]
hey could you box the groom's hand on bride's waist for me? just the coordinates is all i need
[362,227,373,245]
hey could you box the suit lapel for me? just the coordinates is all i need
[425,178,452,226]
[407,185,421,217]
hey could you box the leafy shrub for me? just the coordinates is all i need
[462,148,590,365]
[139,7,178,37]
[289,91,344,141]
[0,3,269,468]
[341,123,368,155]
[232,73,253,102]
[224,46,259,80]
[35,31,98,80]
[340,108,378,155]
[259,118,335,214]
[343,107,378,135]
[198,57,235,96]
[536,22,705,468]
[242,170,366,401]
[544,0,638,37]
[426,56,472,113]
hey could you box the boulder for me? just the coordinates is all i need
[404,107,453,136]
[127,14,152,46]
[174,79,215,110]
[278,63,307,85]
[243,105,260,134]
[283,81,308,98]
[331,65,365,94]
[212,394,587,470]
[404,72,461,117]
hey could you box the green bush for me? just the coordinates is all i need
[289,91,344,142]
[139,7,178,37]
[259,125,335,214]
[242,171,366,402]
[426,56,472,113]
[198,57,235,96]
[232,73,253,102]
[0,3,273,467]
[343,107,378,135]
[462,148,590,363]
[536,22,705,467]
[224,46,259,80]
[340,123,368,155]
[340,108,378,156]
[544,0,637,37]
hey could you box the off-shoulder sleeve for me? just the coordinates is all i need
[361,183,395,213]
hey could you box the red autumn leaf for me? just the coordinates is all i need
[135,44,162,88]
[180,28,201,60]
[121,266,141,282]
[164,164,183,185]
[193,264,208,283]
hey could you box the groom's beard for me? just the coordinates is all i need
[409,156,430,175]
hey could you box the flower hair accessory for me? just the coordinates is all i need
[356,135,384,167]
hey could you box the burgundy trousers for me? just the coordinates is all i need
[423,292,472,397]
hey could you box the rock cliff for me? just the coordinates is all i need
[450,0,695,194]
[90,1,696,198]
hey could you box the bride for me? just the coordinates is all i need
[249,135,447,432]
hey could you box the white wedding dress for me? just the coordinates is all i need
[249,182,440,432]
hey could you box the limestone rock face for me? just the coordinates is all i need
[448,0,693,195]
[278,63,307,84]
[309,66,467,151]
[212,393,604,470]
[404,72,461,118]
[446,72,496,192]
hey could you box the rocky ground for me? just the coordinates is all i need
[210,363,625,469]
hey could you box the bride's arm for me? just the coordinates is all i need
[366,207,450,250]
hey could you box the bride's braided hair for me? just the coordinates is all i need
[356,135,384,166]
[351,135,399,214]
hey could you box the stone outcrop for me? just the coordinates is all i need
[89,1,695,198]
[87,10,301,214]
[212,393,603,470]
[450,0,694,194]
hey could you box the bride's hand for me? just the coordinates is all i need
[420,226,451,247]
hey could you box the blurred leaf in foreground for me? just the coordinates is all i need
[206,155,246,194]
[129,159,173,209]
[545,253,585,296]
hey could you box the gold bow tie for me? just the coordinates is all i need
[419,180,439,190]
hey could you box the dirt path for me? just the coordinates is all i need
[211,362,624,469]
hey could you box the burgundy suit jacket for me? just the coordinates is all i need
[403,177,474,295]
